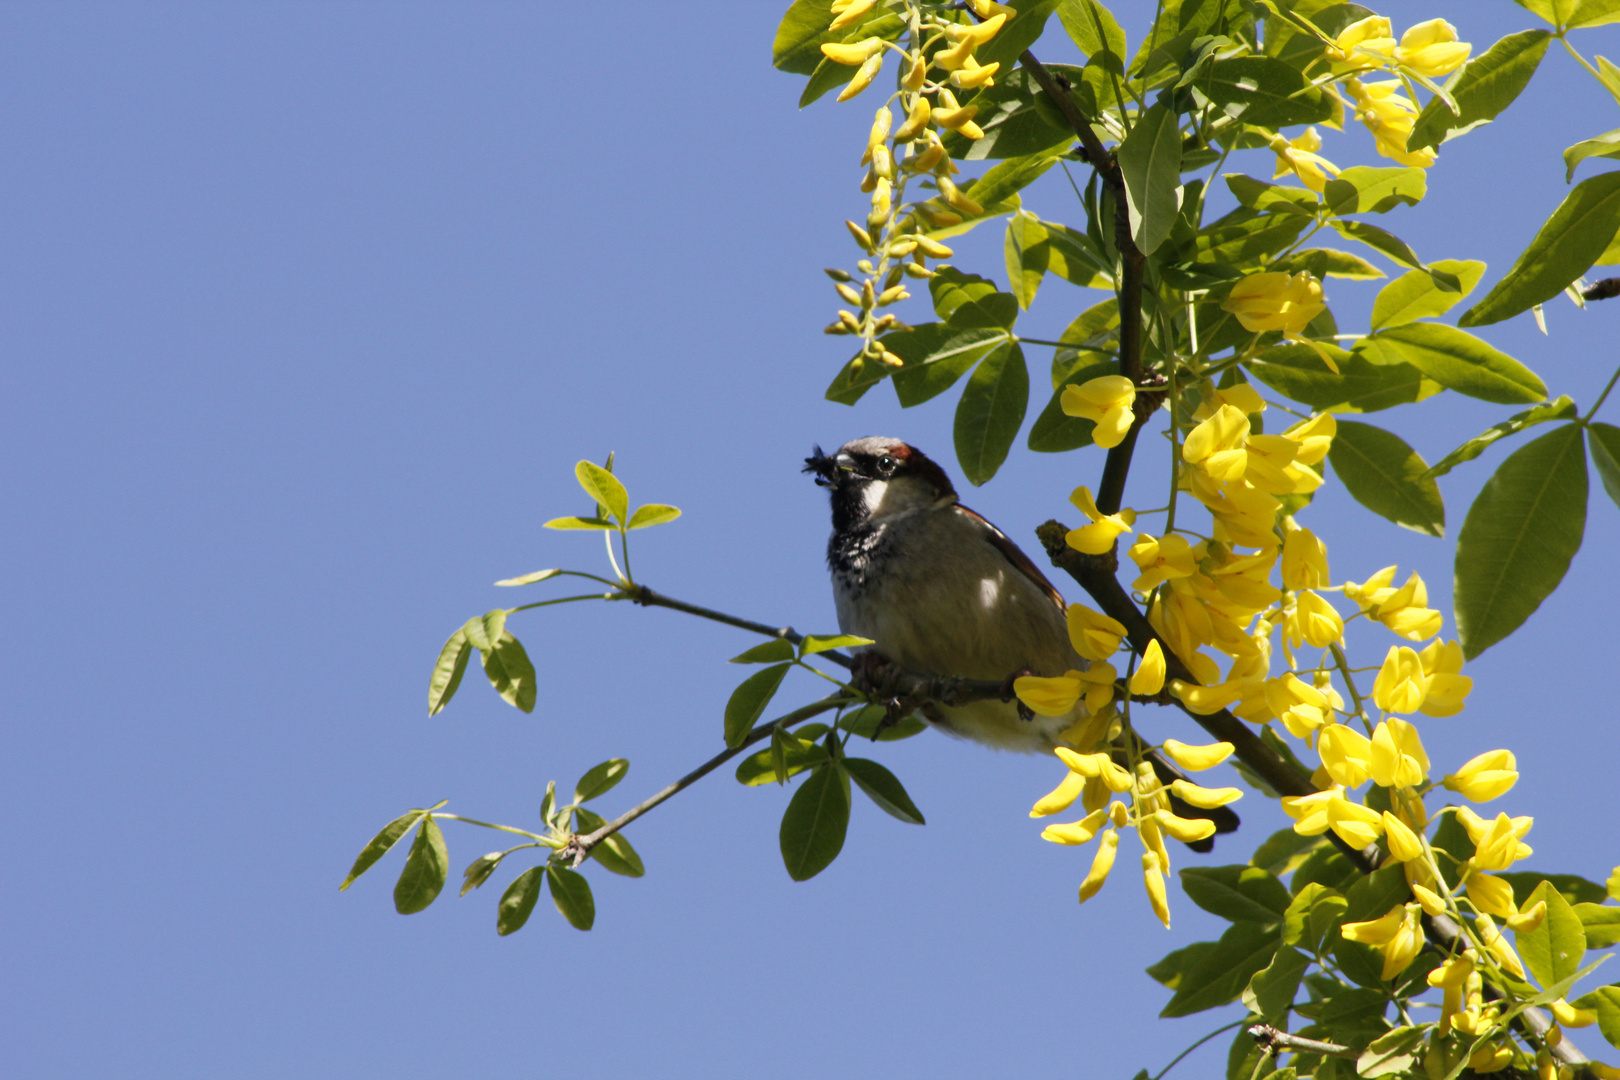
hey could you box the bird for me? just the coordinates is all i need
[804,436,1238,847]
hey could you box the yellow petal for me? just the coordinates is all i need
[1161,739,1234,771]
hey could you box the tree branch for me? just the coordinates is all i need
[1583,277,1619,302]
[1247,1024,1357,1060]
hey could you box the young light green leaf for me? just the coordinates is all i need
[1005,211,1049,310]
[1587,422,1620,509]
[736,732,829,786]
[574,759,629,804]
[1160,922,1282,1017]
[393,817,449,915]
[1369,260,1487,330]
[573,807,645,878]
[1179,865,1293,924]
[496,866,545,935]
[799,633,873,656]
[461,852,501,896]
[778,763,851,881]
[543,516,615,531]
[1223,174,1318,217]
[479,631,538,713]
[1369,323,1547,404]
[546,864,595,930]
[1329,220,1449,284]
[1455,423,1589,657]
[462,609,507,652]
[1323,166,1426,216]
[1572,985,1620,1051]
[1460,171,1620,326]
[772,0,839,74]
[1243,946,1309,1024]
[341,809,428,890]
[1572,0,1620,27]
[1564,128,1620,182]
[843,758,925,824]
[1038,219,1112,288]
[575,460,628,526]
[1518,880,1588,988]
[1245,343,1436,414]
[428,629,472,717]
[1056,0,1127,61]
[1597,54,1620,106]
[1575,903,1620,948]
[1117,104,1182,255]
[730,639,796,664]
[1327,420,1445,536]
[1424,397,1578,478]
[626,504,681,530]
[723,663,792,747]
[1408,30,1552,150]
[494,568,562,587]
[954,341,1029,486]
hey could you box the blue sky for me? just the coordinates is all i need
[3,3,1617,1078]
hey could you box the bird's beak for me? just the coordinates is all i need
[802,446,854,487]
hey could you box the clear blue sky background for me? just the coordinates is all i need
[4,3,1617,1078]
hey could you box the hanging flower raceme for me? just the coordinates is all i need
[1344,78,1438,168]
[1062,375,1137,448]
[1270,127,1341,192]
[1394,18,1470,78]
[1067,485,1136,554]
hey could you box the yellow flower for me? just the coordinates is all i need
[1170,778,1243,809]
[1286,590,1344,649]
[1369,717,1429,788]
[1504,899,1544,934]
[1161,739,1233,771]
[1078,827,1119,902]
[1129,639,1166,696]
[1270,127,1341,192]
[1475,914,1526,979]
[1183,405,1252,482]
[1283,413,1336,464]
[1041,807,1109,845]
[1552,999,1599,1029]
[1418,639,1472,716]
[828,0,878,31]
[1466,871,1518,919]
[1030,769,1086,817]
[1281,521,1330,590]
[1056,747,1134,792]
[1373,646,1426,714]
[1327,15,1396,70]
[1444,749,1518,803]
[1470,811,1533,872]
[1128,533,1197,591]
[1156,810,1217,844]
[1383,811,1424,861]
[1169,678,1247,715]
[1067,486,1136,554]
[1073,662,1119,713]
[1265,672,1328,737]
[950,56,1000,90]
[1412,881,1446,915]
[1013,671,1084,717]
[1319,723,1372,786]
[1328,794,1385,847]
[1061,375,1137,449]
[1342,902,1423,979]
[1372,571,1443,640]
[838,52,886,102]
[931,90,983,141]
[821,37,885,65]
[1395,19,1470,78]
[892,95,931,141]
[1143,851,1171,927]
[1223,271,1327,336]
[1191,380,1266,421]
[1345,78,1438,168]
[1281,785,1343,835]
[1067,604,1127,661]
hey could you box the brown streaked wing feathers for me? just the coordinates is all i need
[953,504,1067,614]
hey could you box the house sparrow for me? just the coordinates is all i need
[805,436,1238,846]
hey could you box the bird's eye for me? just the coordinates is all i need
[877,455,897,476]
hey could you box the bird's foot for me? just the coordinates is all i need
[999,667,1036,722]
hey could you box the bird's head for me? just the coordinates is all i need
[804,437,957,530]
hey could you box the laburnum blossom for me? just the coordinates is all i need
[1394,18,1470,78]
[1369,717,1429,787]
[1266,673,1330,737]
[1344,566,1444,640]
[1382,811,1424,861]
[1128,639,1166,695]
[1222,272,1327,337]
[1444,749,1518,802]
[1319,722,1373,786]
[1128,533,1196,591]
[1474,913,1527,979]
[1078,827,1119,902]
[935,11,1006,70]
[1061,375,1137,448]
[1191,379,1266,422]
[827,0,877,32]
[1281,519,1330,590]
[1067,485,1136,554]
[1326,15,1396,70]
[1040,806,1108,844]
[1342,902,1423,979]
[1284,413,1336,464]
[1030,771,1086,817]
[1142,851,1170,927]
[1345,78,1438,168]
[1417,638,1472,715]
[1013,671,1086,716]
[1182,405,1252,482]
[1161,739,1233,771]
[1374,645,1427,713]
[1067,603,1127,661]
[1270,127,1341,192]
[1465,870,1518,919]
[1280,785,1343,834]
[1462,809,1534,872]
[1285,589,1344,649]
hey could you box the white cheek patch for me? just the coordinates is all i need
[861,479,890,517]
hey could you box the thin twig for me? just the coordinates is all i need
[1247,1024,1358,1060]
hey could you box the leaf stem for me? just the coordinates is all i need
[1151,1019,1247,1080]
[1582,360,1620,422]
[507,593,619,614]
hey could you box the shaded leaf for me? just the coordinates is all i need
[394,817,449,915]
[1273,248,1386,280]
[963,152,1062,221]
[573,807,645,878]
[772,0,837,74]
[954,341,1029,486]
[1244,945,1309,1024]
[1224,174,1318,217]
[1588,422,1620,509]
[626,504,681,529]
[1455,423,1588,657]
[1327,420,1445,536]
[1575,903,1620,948]
[573,759,629,804]
[736,732,829,786]
[1117,103,1183,255]
[1161,922,1282,1017]
[723,663,792,747]
[481,631,538,713]
[543,515,616,531]
[1146,940,1218,989]
[1028,360,1113,452]
[1039,218,1112,288]
[461,852,500,897]
[1565,128,1620,182]
[837,705,928,741]
[546,865,595,930]
[1358,1026,1426,1079]
[1246,343,1435,413]
[496,866,545,935]
[1498,872,1610,907]
[1180,865,1293,924]
[843,758,925,824]
[889,324,1008,408]
[341,809,427,890]
[428,629,472,717]
[1573,985,1620,1051]
[494,569,562,587]
[1370,323,1547,405]
[1005,211,1048,309]
[1282,883,1348,955]
[930,267,1018,330]
[1408,30,1552,151]
[1424,397,1578,478]
[1323,166,1426,216]
[1460,171,1620,326]
[1250,828,1325,878]
[1329,220,1447,284]
[1198,56,1331,127]
[1369,260,1486,330]
[779,763,851,881]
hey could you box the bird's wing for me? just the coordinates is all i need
[953,504,1067,615]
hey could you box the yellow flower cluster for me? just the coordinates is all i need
[1344,77,1439,169]
[1326,16,1471,79]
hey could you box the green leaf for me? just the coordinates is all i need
[843,758,925,824]
[1146,941,1218,989]
[573,759,629,804]
[543,515,615,531]
[1455,423,1589,658]
[1117,103,1182,255]
[772,0,836,74]
[1197,210,1309,265]
[1343,864,1408,922]
[1291,846,1358,895]
[779,763,851,881]
[1564,128,1620,182]
[929,268,1018,331]
[1598,55,1620,107]
[546,864,595,930]
[799,634,874,656]
[1424,397,1578,479]
[736,733,829,786]
[428,629,472,717]
[1369,323,1547,404]
[626,504,681,530]
[1027,360,1114,452]
[341,809,427,890]
[1038,218,1112,288]
[1198,56,1331,127]
[1005,211,1048,309]
[1573,985,1620,1050]
[723,663,792,748]
[1251,828,1325,878]
[1282,883,1348,955]
[1327,420,1445,536]
[1328,220,1444,282]
[393,817,449,915]
[889,325,1008,408]
[461,852,500,896]
[1460,171,1620,326]
[1572,0,1620,27]
[1056,0,1127,60]
[1275,248,1387,282]
[573,807,645,878]
[1246,342,1435,413]
[1050,299,1118,386]
[1519,880,1587,988]
[480,631,538,713]
[575,460,628,526]
[494,568,562,587]
[954,341,1029,486]
[1510,0,1578,27]
[1161,922,1282,1017]
[1369,260,1487,331]
[1224,174,1319,217]
[1179,865,1293,924]
[1323,166,1426,216]
[1499,872,1611,907]
[837,705,928,741]
[1357,1026,1427,1079]
[1243,946,1309,1024]
[1588,422,1620,509]
[940,67,1078,161]
[1575,903,1620,948]
[496,866,545,935]
[964,151,1062,219]
[1408,30,1552,151]
[730,639,796,664]
[462,609,507,652]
